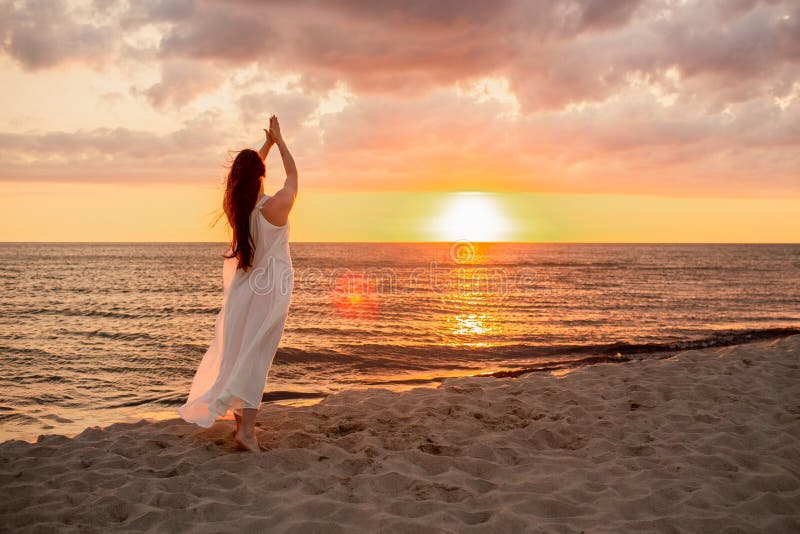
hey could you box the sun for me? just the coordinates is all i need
[431,192,512,242]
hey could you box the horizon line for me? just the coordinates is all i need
[1,241,798,246]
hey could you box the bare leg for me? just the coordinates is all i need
[234,408,260,452]
[231,411,242,437]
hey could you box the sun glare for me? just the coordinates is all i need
[431,192,512,242]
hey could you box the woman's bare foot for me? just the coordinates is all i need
[234,430,261,453]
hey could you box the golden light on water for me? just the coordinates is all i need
[441,273,505,346]
[447,312,503,341]
[431,192,513,242]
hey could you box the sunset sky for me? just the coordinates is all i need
[1,0,798,242]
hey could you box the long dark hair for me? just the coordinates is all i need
[222,149,265,271]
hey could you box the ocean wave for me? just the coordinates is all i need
[272,327,800,367]
[8,306,221,319]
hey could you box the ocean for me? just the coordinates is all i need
[1,242,799,442]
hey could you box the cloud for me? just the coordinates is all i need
[0,0,117,70]
[237,90,318,132]
[0,0,797,197]
[3,1,797,111]
[1,77,797,196]
[139,0,640,100]
[136,59,223,109]
[0,111,231,181]
[119,0,194,27]
[125,0,797,112]
[306,85,800,195]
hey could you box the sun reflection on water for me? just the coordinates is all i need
[449,313,502,337]
[440,274,505,347]
[444,311,503,347]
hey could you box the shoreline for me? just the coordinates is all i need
[486,326,800,379]
[2,335,799,531]
[2,327,798,445]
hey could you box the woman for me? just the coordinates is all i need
[178,115,297,453]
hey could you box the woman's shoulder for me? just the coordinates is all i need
[255,196,289,229]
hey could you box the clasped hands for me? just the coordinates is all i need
[263,115,283,146]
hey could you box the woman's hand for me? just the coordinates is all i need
[258,117,276,160]
[269,114,283,143]
[262,127,274,146]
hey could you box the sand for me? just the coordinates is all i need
[2,336,799,533]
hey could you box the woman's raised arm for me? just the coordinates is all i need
[260,115,298,226]
[257,127,274,161]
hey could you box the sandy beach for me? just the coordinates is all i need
[2,335,799,532]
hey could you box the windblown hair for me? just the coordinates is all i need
[222,149,265,271]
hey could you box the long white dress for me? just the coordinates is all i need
[178,194,294,427]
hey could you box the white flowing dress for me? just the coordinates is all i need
[178,194,293,427]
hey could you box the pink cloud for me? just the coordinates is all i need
[0,0,797,197]
[0,0,116,70]
[135,60,223,109]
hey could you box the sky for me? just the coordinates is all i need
[0,0,798,242]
